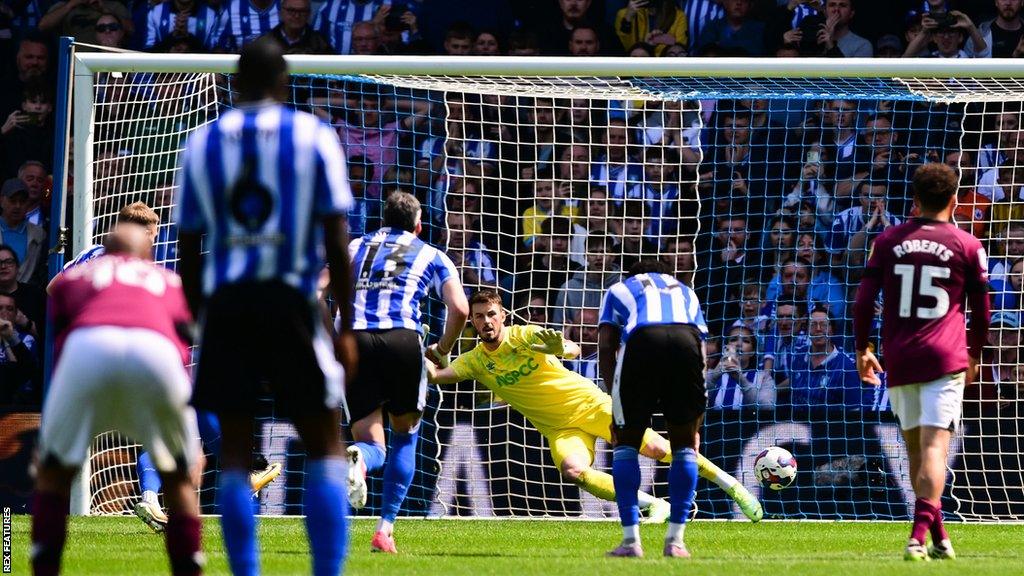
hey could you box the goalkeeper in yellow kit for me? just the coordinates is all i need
[426,289,763,522]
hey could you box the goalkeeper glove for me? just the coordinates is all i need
[530,328,566,357]
[426,343,450,368]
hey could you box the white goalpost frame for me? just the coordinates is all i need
[67,53,1024,518]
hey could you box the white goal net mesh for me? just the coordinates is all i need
[75,60,1024,521]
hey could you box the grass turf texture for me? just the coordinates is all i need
[9,516,1023,575]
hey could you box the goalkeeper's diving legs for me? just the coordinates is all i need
[640,429,763,522]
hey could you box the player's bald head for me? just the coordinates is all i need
[104,222,154,259]
[236,37,288,103]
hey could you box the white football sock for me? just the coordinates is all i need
[142,490,159,506]
[376,518,394,535]
[666,522,686,544]
[622,524,640,543]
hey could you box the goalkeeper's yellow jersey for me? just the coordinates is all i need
[449,324,607,433]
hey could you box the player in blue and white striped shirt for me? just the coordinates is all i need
[175,39,354,576]
[345,191,468,554]
[598,259,712,558]
[145,0,221,50]
[214,0,280,52]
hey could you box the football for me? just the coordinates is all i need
[754,446,798,491]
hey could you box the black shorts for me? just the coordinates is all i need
[613,324,706,428]
[192,281,343,418]
[346,328,426,423]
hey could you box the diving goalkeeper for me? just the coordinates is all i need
[426,289,762,522]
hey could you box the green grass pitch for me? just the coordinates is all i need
[8,516,1023,574]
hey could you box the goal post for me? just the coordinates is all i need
[66,51,1024,521]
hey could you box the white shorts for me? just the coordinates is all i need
[39,326,200,473]
[887,372,965,432]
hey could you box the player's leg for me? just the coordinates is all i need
[658,324,710,558]
[31,459,78,576]
[376,410,422,551]
[917,373,964,560]
[918,425,954,558]
[550,429,668,523]
[345,331,389,510]
[347,409,387,510]
[663,417,702,559]
[293,409,348,576]
[370,328,430,553]
[31,330,106,576]
[637,428,761,522]
[217,413,261,576]
[135,451,168,532]
[608,425,647,557]
[159,466,203,576]
[890,383,932,561]
[135,391,204,576]
[607,333,659,557]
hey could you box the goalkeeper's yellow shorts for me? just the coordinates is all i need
[543,396,665,470]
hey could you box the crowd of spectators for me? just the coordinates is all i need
[0,0,1022,431]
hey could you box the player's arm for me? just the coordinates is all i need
[427,255,470,366]
[426,350,473,385]
[597,323,620,389]
[324,214,356,376]
[852,249,884,385]
[966,245,992,385]
[425,362,463,385]
[178,231,203,319]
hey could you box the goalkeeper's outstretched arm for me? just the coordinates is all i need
[425,362,462,385]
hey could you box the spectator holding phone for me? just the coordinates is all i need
[903,9,987,58]
[1,81,53,180]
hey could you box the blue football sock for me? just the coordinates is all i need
[669,448,699,524]
[137,451,161,495]
[218,469,258,576]
[381,429,418,523]
[197,410,222,457]
[612,446,641,528]
[352,441,386,473]
[304,458,348,576]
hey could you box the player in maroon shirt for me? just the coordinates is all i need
[854,163,990,562]
[32,223,203,576]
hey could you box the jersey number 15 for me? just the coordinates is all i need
[893,264,950,320]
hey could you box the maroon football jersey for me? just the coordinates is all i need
[854,218,990,387]
[49,255,193,365]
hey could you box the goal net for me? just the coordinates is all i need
[69,52,1024,521]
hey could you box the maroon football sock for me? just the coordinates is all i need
[30,491,69,576]
[911,498,938,544]
[929,501,950,544]
[166,512,204,576]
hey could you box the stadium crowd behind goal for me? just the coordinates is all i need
[2,0,1024,532]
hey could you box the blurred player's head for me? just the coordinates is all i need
[104,222,155,260]
[237,37,288,103]
[912,162,958,217]
[626,259,670,277]
[469,289,506,345]
[383,191,422,235]
[116,201,160,242]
